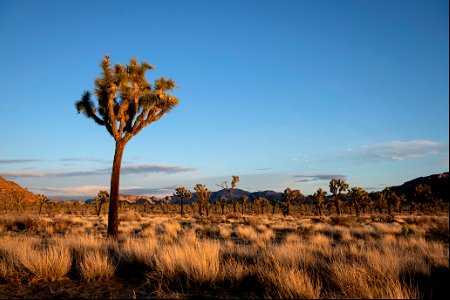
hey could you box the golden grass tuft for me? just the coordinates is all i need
[19,241,72,282]
[78,250,115,282]
[155,237,220,283]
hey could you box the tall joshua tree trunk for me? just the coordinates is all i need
[107,141,126,237]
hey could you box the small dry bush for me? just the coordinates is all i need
[120,237,158,267]
[155,234,220,284]
[78,250,115,282]
[258,264,321,299]
[20,240,72,282]
[0,214,43,232]
[233,224,258,243]
[425,218,449,243]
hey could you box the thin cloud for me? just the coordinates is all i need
[32,185,178,197]
[33,185,108,197]
[120,186,178,195]
[293,174,347,182]
[347,140,448,163]
[0,164,197,178]
[0,171,46,178]
[120,164,196,175]
[60,157,111,163]
[0,159,43,164]
[363,187,381,191]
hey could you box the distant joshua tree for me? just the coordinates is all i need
[240,195,249,215]
[270,198,279,215]
[217,196,227,215]
[75,55,179,237]
[38,194,48,215]
[382,187,400,216]
[329,179,348,215]
[282,188,300,216]
[95,190,110,216]
[413,184,433,212]
[370,191,385,214]
[255,197,270,214]
[194,184,211,216]
[347,187,368,217]
[217,176,240,213]
[174,187,192,216]
[313,188,327,216]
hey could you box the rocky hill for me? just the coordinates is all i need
[0,176,38,203]
[391,172,449,202]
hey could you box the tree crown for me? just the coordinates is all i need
[75,55,179,143]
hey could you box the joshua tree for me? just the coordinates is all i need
[194,184,211,216]
[270,198,279,215]
[75,55,179,237]
[369,191,385,214]
[282,188,300,216]
[95,190,110,216]
[174,187,192,216]
[38,194,48,215]
[255,197,270,214]
[382,187,399,216]
[217,196,227,215]
[347,187,368,217]
[313,188,327,216]
[10,190,25,213]
[329,179,348,215]
[217,176,240,213]
[413,184,433,212]
[240,195,248,215]
[398,194,407,213]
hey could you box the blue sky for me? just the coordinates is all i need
[0,0,448,198]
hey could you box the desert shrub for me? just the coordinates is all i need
[425,219,449,243]
[202,223,220,239]
[12,215,41,232]
[118,210,142,222]
[154,239,220,284]
[233,225,258,243]
[401,223,410,237]
[257,262,321,299]
[297,225,315,238]
[120,237,158,267]
[328,216,354,227]
[20,242,72,282]
[78,250,115,282]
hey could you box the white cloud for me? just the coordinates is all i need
[0,171,46,177]
[347,140,448,163]
[32,185,109,197]
[0,163,197,178]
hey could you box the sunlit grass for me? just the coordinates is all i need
[0,212,447,298]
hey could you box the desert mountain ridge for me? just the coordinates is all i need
[0,176,39,203]
[0,172,448,205]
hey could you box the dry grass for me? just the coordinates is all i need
[0,212,448,298]
[78,250,115,282]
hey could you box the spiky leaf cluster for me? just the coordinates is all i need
[174,187,192,200]
[75,55,179,142]
[283,188,301,204]
[97,190,110,205]
[348,187,368,205]
[194,184,211,206]
[313,188,327,205]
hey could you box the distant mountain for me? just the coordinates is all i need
[169,188,284,204]
[2,172,448,206]
[391,172,449,202]
[0,176,38,203]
